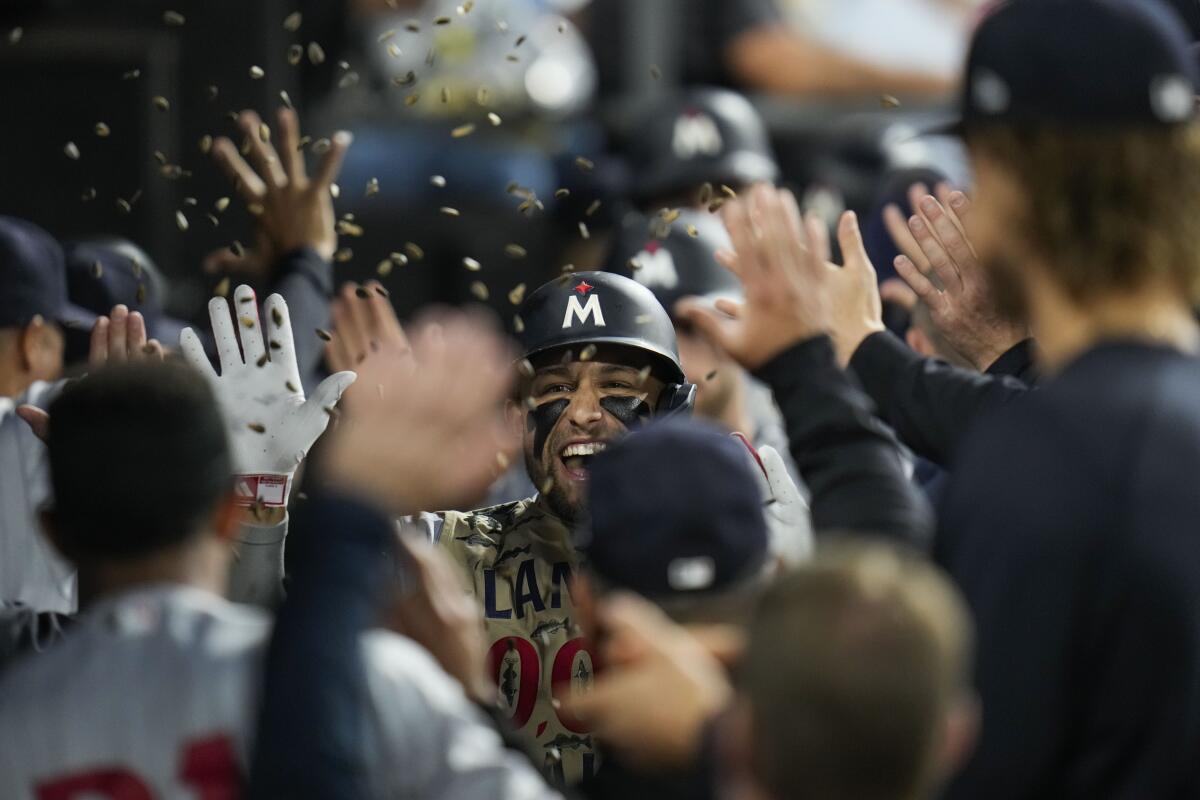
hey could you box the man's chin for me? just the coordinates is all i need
[539,468,586,525]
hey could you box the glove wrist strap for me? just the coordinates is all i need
[232,473,292,508]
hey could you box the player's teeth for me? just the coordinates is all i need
[561,442,608,457]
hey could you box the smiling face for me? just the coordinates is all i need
[521,356,665,525]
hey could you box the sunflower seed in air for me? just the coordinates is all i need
[163,10,186,26]
[404,92,420,106]
[650,64,661,79]
[578,222,589,240]
[256,353,269,368]
[469,281,489,301]
[283,11,302,31]
[307,42,325,64]
[580,344,597,361]
[152,96,170,112]
[315,328,333,341]
[404,242,424,260]
[440,206,460,217]
[488,112,501,126]
[288,44,303,65]
[9,27,23,43]
[280,90,293,109]
[554,188,569,199]
[248,423,266,433]
[504,243,526,259]
[720,184,736,198]
[365,177,379,197]
[518,359,535,378]
[94,122,110,137]
[230,240,245,257]
[123,69,140,79]
[880,94,901,109]
[513,314,524,333]
[405,20,420,32]
[334,248,353,262]
[378,28,397,42]
[451,123,475,138]
[249,65,265,79]
[686,224,698,238]
[63,142,80,160]
[175,211,188,231]
[434,16,451,25]
[463,256,481,271]
[574,156,593,172]
[430,174,446,187]
[90,261,103,278]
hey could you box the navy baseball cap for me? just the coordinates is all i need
[0,216,95,331]
[942,0,1197,134]
[581,417,769,600]
[63,238,188,347]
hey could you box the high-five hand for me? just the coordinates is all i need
[676,183,885,369]
[179,284,356,508]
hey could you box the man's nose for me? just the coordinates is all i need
[566,392,604,428]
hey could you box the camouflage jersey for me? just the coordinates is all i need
[411,498,598,786]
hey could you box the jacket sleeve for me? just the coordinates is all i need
[247,491,395,800]
[227,518,288,609]
[755,336,933,548]
[849,332,1034,466]
[267,247,335,394]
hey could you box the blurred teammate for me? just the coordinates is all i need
[0,295,561,798]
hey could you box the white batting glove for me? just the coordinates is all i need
[732,434,814,566]
[179,283,356,508]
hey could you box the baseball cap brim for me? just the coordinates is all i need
[57,301,98,331]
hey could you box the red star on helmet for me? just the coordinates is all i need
[573,281,593,294]
[644,240,660,253]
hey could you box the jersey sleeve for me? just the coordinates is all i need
[362,632,563,800]
[227,517,288,608]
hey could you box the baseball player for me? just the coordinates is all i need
[0,288,560,800]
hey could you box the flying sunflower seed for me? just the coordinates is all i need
[661,207,681,224]
[160,163,184,179]
[650,64,661,80]
[469,281,489,301]
[720,184,737,198]
[504,243,526,259]
[440,86,450,104]
[507,283,526,305]
[434,15,451,25]
[698,182,713,205]
[136,284,147,303]
[488,111,502,126]
[405,20,420,32]
[705,370,718,382]
[256,353,269,368]
[334,248,353,262]
[249,65,265,79]
[514,34,526,47]
[283,11,302,31]
[365,177,379,197]
[430,174,446,187]
[686,224,698,238]
[505,54,519,63]
[513,314,524,333]
[90,261,103,278]
[554,188,570,199]
[337,71,359,89]
[707,198,726,214]
[496,451,510,470]
[451,123,476,138]
[175,210,188,231]
[163,10,186,26]
[116,197,132,213]
[628,257,642,271]
[636,365,652,386]
[336,220,364,236]
[286,381,298,392]
[315,328,333,341]
[123,68,140,79]
[247,202,264,216]
[152,96,170,112]
[80,187,97,202]
[307,41,325,64]
[378,28,397,42]
[404,242,424,260]
[205,213,219,227]
[476,86,490,105]
[518,359,535,378]
[580,344,597,361]
[258,122,270,142]
[517,199,534,215]
[94,122,110,137]
[404,92,420,106]
[386,42,401,58]
[578,222,589,240]
[9,27,23,43]
[248,423,266,433]
[296,135,311,150]
[280,90,293,109]
[463,256,481,271]
[880,93,901,109]
[329,183,340,200]
[355,285,370,299]
[230,240,245,257]
[585,199,602,217]
[635,313,652,324]
[288,44,303,65]
[574,156,594,172]
[460,0,475,13]
[440,206,460,217]
[182,196,197,206]
[392,71,416,88]
[199,134,213,154]
[376,259,393,276]
[63,142,80,160]
[324,406,340,419]
[389,251,409,266]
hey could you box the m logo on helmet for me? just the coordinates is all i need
[562,294,606,328]
[632,241,678,290]
[672,112,723,160]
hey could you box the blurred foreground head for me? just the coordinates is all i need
[733,542,976,800]
[44,360,236,597]
[952,0,1200,323]
[577,417,770,628]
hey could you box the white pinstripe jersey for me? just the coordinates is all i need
[0,585,559,800]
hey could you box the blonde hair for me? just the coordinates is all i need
[968,125,1200,304]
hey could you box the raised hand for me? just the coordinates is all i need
[676,183,885,369]
[319,310,517,515]
[89,304,165,365]
[325,281,412,373]
[179,284,356,508]
[207,108,351,277]
[886,188,1028,370]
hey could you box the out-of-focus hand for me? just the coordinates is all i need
[885,188,1028,371]
[676,184,885,370]
[388,536,490,702]
[88,304,165,366]
[18,305,166,441]
[320,310,517,515]
[562,592,732,770]
[179,284,356,508]
[325,280,411,373]
[209,108,351,276]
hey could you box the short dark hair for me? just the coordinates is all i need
[744,541,972,800]
[47,359,232,560]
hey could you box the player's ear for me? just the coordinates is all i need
[212,493,242,543]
